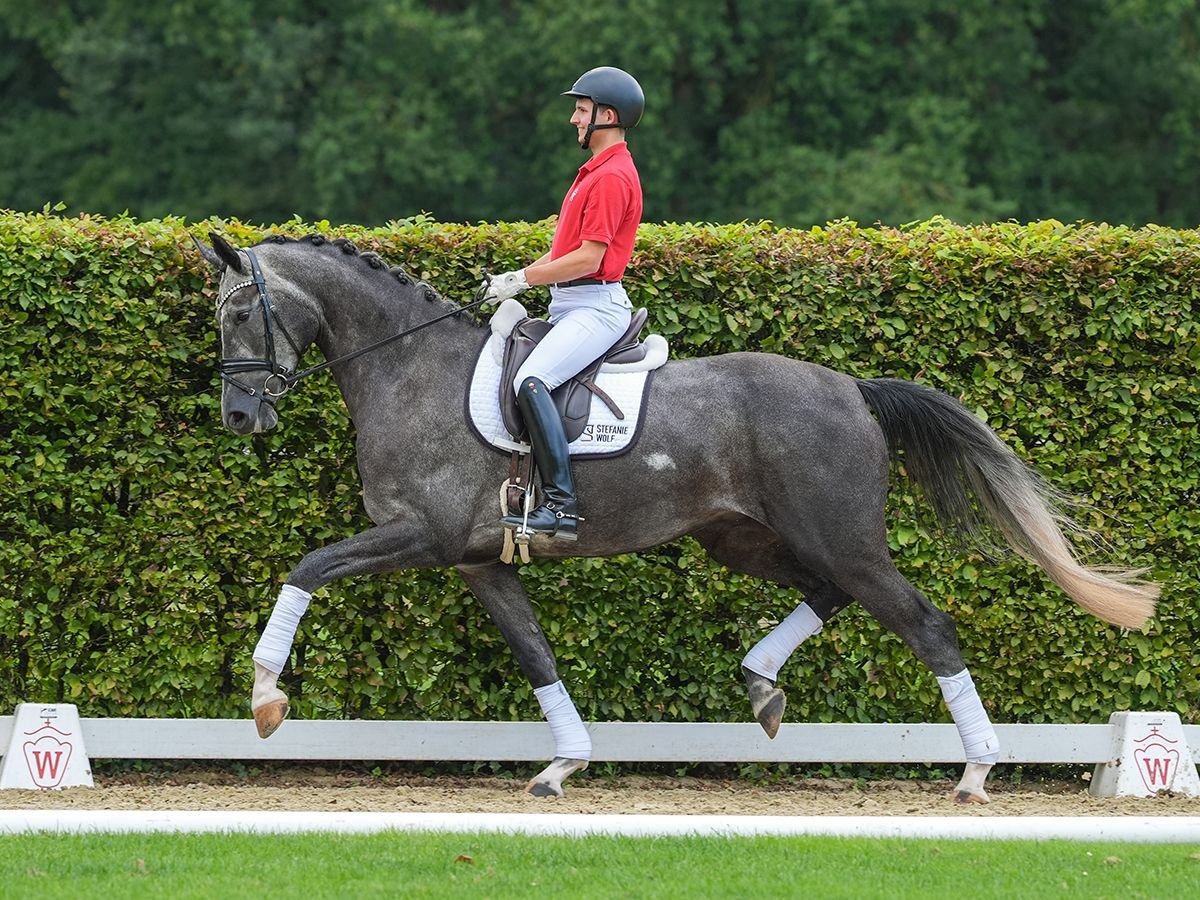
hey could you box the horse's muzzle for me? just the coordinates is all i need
[223,397,279,435]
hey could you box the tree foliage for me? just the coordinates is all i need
[3,1,1200,227]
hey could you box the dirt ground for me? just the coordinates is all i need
[4,769,1200,817]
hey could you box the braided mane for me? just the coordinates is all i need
[257,233,454,311]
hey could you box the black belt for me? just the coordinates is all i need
[551,278,620,288]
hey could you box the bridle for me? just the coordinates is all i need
[217,248,304,401]
[218,247,490,402]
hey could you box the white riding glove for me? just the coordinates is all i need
[482,269,530,305]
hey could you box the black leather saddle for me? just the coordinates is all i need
[499,308,650,443]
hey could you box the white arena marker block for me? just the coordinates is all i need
[1090,711,1200,798]
[0,704,94,790]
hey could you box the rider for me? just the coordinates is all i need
[484,66,645,541]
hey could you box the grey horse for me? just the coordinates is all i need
[198,232,1159,802]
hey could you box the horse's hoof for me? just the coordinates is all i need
[952,788,990,804]
[744,667,786,739]
[952,761,993,804]
[525,757,588,798]
[753,690,786,739]
[252,697,289,739]
[527,779,563,799]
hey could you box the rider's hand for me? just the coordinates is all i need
[481,269,530,305]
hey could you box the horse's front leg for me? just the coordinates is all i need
[250,520,448,739]
[457,561,590,798]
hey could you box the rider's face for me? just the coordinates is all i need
[570,99,616,145]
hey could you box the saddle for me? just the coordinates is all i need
[499,307,651,443]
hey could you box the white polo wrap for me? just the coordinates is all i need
[938,668,1000,764]
[534,680,592,761]
[742,603,824,681]
[252,583,312,675]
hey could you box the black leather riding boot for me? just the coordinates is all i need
[500,377,579,541]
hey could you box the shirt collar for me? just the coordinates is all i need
[579,141,629,175]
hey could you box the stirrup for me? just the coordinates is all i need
[513,479,537,545]
[501,493,582,543]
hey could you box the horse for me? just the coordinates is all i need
[197,231,1159,802]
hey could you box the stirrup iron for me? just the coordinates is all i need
[513,481,535,546]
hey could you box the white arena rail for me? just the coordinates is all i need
[2,717,1198,764]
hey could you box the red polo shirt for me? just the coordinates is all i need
[550,142,643,282]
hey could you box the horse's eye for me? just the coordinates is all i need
[236,310,251,323]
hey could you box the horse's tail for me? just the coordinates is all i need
[855,377,1159,630]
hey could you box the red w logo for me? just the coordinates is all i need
[1140,755,1173,787]
[32,751,64,780]
[22,736,74,788]
[1133,743,1179,792]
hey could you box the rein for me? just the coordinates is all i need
[219,247,489,401]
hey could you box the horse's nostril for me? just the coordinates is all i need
[228,411,248,429]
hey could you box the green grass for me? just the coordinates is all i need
[0,832,1197,899]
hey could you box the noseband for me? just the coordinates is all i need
[218,247,491,402]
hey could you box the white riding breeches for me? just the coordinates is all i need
[513,283,633,392]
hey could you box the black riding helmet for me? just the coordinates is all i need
[562,66,644,150]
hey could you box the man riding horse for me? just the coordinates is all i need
[484,66,645,543]
[204,66,1157,803]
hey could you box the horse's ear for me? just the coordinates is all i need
[207,231,246,273]
[190,233,226,272]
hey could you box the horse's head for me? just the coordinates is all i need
[196,233,320,435]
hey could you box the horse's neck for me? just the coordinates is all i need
[312,285,481,441]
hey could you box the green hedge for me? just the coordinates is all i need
[1,210,1196,730]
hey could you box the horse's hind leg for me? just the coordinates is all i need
[834,560,999,803]
[740,579,856,737]
[700,517,996,801]
[457,561,589,798]
[694,521,855,738]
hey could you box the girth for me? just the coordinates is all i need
[499,308,650,443]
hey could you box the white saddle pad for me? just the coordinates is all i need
[466,300,668,459]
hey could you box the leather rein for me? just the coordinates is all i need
[217,247,489,402]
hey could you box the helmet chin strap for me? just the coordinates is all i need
[580,104,621,151]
